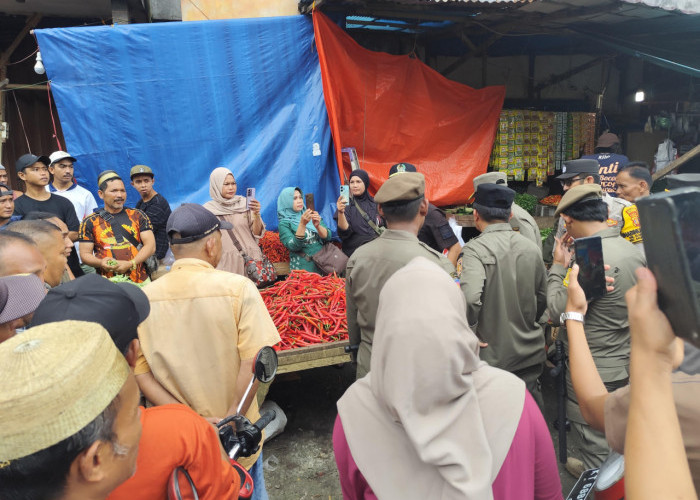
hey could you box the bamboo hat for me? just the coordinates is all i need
[0,320,129,461]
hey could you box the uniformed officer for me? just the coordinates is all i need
[547,184,646,473]
[471,171,542,252]
[388,163,461,266]
[554,159,632,237]
[458,183,547,405]
[345,172,456,379]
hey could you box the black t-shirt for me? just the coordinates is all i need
[418,203,459,252]
[13,194,80,231]
[136,193,172,259]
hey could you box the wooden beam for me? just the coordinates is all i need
[299,0,327,14]
[440,32,502,77]
[4,83,49,91]
[534,56,608,93]
[652,144,700,182]
[0,13,42,79]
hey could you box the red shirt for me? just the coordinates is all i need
[108,404,239,500]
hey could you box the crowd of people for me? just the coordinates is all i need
[0,131,698,500]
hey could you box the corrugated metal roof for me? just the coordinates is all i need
[621,0,700,14]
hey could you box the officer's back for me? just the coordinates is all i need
[345,172,455,379]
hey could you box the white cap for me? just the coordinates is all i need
[0,164,5,171]
[49,151,77,165]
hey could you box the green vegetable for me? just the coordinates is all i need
[514,193,538,215]
[540,227,553,243]
[108,275,145,288]
[455,206,473,215]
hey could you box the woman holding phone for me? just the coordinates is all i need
[277,187,332,274]
[335,169,384,257]
[203,166,265,276]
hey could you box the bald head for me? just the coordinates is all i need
[6,220,66,287]
[0,231,46,281]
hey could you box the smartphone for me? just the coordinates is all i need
[341,147,360,172]
[638,187,700,346]
[246,188,255,209]
[574,236,607,301]
[340,185,350,204]
[305,193,315,212]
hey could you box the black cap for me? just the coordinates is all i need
[29,274,150,353]
[555,159,600,180]
[473,183,515,212]
[167,203,233,244]
[388,163,418,177]
[15,154,50,172]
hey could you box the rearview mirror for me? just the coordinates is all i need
[254,346,278,384]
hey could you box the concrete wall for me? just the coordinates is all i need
[180,0,298,20]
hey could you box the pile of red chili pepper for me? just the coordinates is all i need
[260,270,347,351]
[540,194,562,206]
[259,232,289,263]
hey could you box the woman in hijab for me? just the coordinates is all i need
[335,170,384,257]
[203,167,265,276]
[277,187,332,274]
[333,257,562,500]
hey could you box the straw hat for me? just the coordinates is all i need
[0,320,129,461]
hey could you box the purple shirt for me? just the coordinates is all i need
[333,391,562,500]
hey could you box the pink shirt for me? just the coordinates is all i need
[333,391,562,500]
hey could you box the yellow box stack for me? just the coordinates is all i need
[489,110,597,186]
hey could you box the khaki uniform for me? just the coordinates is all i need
[554,192,630,243]
[547,226,646,468]
[511,203,542,252]
[346,229,456,379]
[459,224,547,382]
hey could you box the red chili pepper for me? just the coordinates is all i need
[261,270,348,351]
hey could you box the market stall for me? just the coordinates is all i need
[258,262,352,372]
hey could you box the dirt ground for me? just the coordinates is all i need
[263,363,584,500]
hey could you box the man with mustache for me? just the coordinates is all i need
[78,171,155,283]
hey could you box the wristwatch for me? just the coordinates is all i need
[560,311,584,324]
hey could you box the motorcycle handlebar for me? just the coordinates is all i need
[254,410,276,431]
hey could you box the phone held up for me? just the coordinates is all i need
[637,187,700,347]
[340,185,350,204]
[305,193,315,212]
[246,188,255,210]
[574,235,607,302]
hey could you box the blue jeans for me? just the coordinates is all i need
[249,452,269,500]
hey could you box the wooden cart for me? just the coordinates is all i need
[276,339,351,374]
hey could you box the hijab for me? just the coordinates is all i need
[202,167,247,216]
[348,169,380,225]
[337,257,526,500]
[276,187,316,234]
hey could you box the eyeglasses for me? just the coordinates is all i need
[561,176,584,188]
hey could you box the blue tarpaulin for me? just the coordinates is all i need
[35,15,339,231]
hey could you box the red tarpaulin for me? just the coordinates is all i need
[313,11,506,206]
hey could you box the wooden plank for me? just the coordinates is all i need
[652,144,700,181]
[277,339,351,374]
